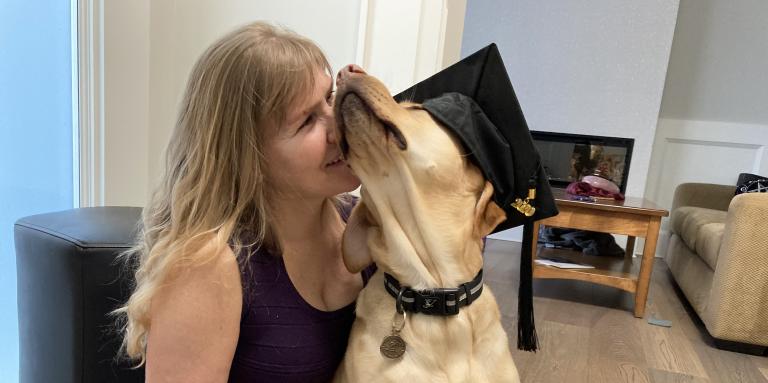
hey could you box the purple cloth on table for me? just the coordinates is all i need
[565,181,625,200]
[228,198,376,383]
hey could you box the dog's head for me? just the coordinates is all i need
[335,69,506,287]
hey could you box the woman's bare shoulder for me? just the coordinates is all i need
[145,233,242,382]
[157,232,241,294]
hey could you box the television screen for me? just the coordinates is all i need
[530,131,634,194]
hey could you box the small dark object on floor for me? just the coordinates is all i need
[647,316,672,327]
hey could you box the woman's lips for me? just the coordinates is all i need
[325,155,345,167]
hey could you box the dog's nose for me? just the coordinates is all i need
[345,64,366,75]
[337,64,367,88]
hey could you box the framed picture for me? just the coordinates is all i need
[531,131,634,194]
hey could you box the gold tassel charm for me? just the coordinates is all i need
[512,185,537,217]
[511,198,536,217]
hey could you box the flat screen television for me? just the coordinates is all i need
[530,131,634,194]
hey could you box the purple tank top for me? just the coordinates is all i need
[228,198,376,383]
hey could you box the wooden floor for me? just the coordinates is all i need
[484,239,768,383]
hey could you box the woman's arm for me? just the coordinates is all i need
[145,236,243,383]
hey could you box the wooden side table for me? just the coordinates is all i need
[531,189,669,318]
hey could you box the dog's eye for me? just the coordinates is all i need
[383,122,408,150]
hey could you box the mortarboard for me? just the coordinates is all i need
[394,43,558,352]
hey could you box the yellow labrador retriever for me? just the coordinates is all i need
[333,66,520,383]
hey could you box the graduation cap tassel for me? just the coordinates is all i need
[518,220,539,352]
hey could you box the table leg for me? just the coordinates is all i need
[531,221,541,267]
[625,236,636,259]
[634,217,661,318]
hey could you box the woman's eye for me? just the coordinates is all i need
[300,114,315,130]
[326,90,335,105]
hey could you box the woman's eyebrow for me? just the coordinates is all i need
[287,77,334,125]
[306,79,334,111]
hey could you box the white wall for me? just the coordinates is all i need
[462,0,679,199]
[646,0,768,255]
[462,0,680,242]
[99,0,463,207]
[103,0,151,207]
[645,118,768,256]
[146,0,364,191]
[648,0,768,207]
[100,1,364,206]
[648,119,768,209]
[659,0,768,126]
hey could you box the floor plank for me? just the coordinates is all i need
[483,239,768,383]
[640,322,707,378]
[591,361,653,383]
[758,368,768,381]
[516,320,590,383]
[648,369,711,383]
[587,309,652,383]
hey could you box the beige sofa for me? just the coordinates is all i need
[665,183,768,354]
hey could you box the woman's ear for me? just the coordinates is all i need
[474,181,507,238]
[342,200,373,273]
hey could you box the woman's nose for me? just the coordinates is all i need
[327,117,339,144]
[325,107,338,144]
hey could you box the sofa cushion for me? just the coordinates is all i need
[695,222,725,270]
[670,206,727,258]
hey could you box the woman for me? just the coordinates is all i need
[115,21,372,382]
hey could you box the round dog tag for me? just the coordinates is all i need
[380,335,406,359]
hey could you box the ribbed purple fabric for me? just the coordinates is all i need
[228,199,375,383]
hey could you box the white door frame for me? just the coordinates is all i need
[76,0,105,207]
[354,0,466,94]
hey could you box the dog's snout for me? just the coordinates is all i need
[337,64,367,88]
[341,64,366,77]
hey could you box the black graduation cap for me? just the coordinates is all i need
[394,43,558,352]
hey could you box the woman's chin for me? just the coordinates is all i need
[327,163,360,189]
[335,175,361,194]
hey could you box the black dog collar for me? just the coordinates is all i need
[384,270,483,316]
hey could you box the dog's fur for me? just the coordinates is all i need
[332,71,520,383]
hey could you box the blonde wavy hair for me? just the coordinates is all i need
[114,21,332,365]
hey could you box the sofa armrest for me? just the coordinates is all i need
[705,192,768,344]
[671,183,734,212]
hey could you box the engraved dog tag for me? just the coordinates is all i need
[380,335,406,359]
[381,310,407,359]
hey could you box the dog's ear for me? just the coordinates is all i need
[342,200,374,273]
[474,181,507,237]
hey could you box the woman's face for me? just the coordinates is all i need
[264,69,361,200]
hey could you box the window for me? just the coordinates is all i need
[0,1,78,379]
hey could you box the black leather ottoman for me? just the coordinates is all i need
[15,207,145,383]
